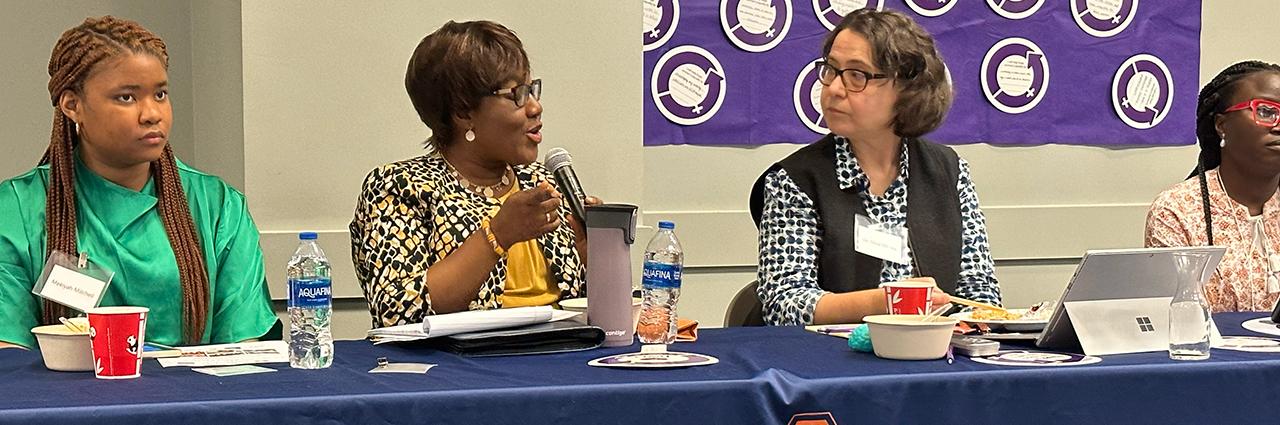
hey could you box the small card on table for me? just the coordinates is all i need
[192,365,277,377]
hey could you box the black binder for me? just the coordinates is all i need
[428,321,606,357]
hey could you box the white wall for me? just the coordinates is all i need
[189,0,245,190]
[0,0,195,176]
[2,1,1278,340]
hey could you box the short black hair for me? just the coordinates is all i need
[405,20,530,149]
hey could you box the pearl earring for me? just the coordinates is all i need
[1220,134,1226,148]
[74,122,80,135]
[465,129,476,141]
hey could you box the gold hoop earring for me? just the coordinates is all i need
[74,122,81,135]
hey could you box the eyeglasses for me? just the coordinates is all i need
[491,79,542,107]
[816,60,889,93]
[1223,99,1280,127]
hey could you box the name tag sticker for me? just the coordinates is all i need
[33,250,114,312]
[854,214,911,265]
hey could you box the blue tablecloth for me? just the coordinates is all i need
[5,312,1280,425]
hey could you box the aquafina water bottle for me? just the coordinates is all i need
[637,221,683,344]
[287,231,333,368]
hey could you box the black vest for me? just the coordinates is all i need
[750,134,963,294]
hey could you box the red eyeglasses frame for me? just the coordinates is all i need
[1223,99,1280,127]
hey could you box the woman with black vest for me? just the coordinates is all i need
[750,9,1001,326]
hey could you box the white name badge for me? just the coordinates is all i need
[854,214,911,265]
[38,266,108,312]
[33,251,113,313]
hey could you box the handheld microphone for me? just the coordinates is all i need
[544,148,588,224]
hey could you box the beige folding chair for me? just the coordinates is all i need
[723,280,765,327]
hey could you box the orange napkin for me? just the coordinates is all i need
[676,318,699,341]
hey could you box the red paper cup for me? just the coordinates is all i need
[86,306,148,379]
[880,281,934,315]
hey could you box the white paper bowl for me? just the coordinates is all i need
[559,297,642,330]
[863,314,959,360]
[30,317,93,372]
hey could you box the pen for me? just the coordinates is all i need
[946,345,954,364]
[816,326,858,334]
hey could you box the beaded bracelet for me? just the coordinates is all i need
[481,217,506,257]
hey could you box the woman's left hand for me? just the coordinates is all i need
[904,276,951,308]
[930,287,951,308]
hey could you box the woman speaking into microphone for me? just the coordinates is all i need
[750,9,1002,326]
[350,20,596,328]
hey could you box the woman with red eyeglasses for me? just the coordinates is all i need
[1146,60,1280,312]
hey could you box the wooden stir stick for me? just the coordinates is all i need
[949,296,1010,314]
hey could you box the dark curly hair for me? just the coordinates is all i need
[821,8,952,138]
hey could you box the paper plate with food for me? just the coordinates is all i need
[950,301,1055,333]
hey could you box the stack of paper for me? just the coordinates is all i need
[156,341,289,367]
[367,306,580,344]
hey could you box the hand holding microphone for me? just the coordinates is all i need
[488,148,598,248]
[490,182,562,248]
[544,148,601,241]
[544,148,589,223]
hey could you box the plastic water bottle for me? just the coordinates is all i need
[637,221,683,344]
[287,232,333,369]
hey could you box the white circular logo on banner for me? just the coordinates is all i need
[980,37,1050,114]
[1071,0,1138,38]
[721,0,793,52]
[813,0,883,30]
[793,60,829,134]
[1111,54,1173,129]
[651,45,728,125]
[986,0,1046,20]
[906,0,958,17]
[643,0,681,51]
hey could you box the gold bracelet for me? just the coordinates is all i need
[481,218,506,257]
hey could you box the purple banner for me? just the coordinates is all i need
[642,0,1202,146]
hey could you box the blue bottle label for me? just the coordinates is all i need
[289,277,332,308]
[642,262,682,289]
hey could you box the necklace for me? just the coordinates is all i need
[1217,173,1280,302]
[444,157,513,198]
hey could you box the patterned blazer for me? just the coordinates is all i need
[349,152,584,328]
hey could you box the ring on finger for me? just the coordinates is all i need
[546,212,552,223]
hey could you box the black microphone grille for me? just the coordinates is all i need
[544,147,572,171]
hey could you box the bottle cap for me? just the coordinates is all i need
[658,221,674,229]
[299,231,318,240]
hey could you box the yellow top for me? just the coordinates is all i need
[496,185,558,307]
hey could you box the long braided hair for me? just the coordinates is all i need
[1191,60,1280,245]
[42,16,210,343]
